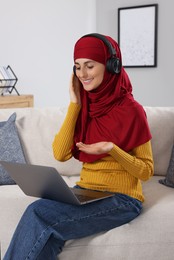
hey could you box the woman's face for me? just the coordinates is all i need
[74,58,105,91]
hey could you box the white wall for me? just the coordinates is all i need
[96,0,174,106]
[0,0,96,107]
[0,0,174,107]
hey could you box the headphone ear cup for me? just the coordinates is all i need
[106,57,121,74]
[73,65,76,76]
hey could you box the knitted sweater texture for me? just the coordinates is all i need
[52,102,154,202]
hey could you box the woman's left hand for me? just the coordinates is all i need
[76,141,114,155]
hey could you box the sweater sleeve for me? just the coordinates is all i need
[109,141,154,181]
[52,102,81,161]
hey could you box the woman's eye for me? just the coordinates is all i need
[87,66,94,69]
[76,67,80,70]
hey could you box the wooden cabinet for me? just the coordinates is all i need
[0,95,34,108]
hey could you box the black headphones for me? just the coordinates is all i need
[73,33,122,75]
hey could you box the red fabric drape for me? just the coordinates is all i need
[72,35,151,162]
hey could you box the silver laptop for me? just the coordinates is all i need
[0,161,114,205]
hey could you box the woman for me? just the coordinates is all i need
[4,33,154,260]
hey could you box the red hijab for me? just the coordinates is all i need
[72,35,152,162]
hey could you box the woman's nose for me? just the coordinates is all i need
[78,68,87,78]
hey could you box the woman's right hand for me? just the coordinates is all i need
[69,73,81,105]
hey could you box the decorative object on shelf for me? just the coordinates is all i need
[0,65,19,95]
[118,4,158,68]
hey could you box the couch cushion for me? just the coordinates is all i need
[0,107,82,177]
[145,107,174,176]
[0,113,26,185]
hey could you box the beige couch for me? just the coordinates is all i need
[0,105,174,260]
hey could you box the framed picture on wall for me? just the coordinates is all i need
[118,4,158,67]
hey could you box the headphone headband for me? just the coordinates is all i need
[82,33,117,57]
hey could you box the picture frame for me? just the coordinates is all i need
[118,4,158,67]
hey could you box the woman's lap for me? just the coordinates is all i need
[26,193,142,239]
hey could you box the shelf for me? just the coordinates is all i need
[0,95,34,108]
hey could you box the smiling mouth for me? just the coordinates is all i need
[82,79,93,85]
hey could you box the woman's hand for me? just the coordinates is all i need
[69,73,81,105]
[76,141,114,155]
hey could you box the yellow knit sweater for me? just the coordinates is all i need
[52,102,154,202]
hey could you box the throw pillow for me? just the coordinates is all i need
[0,113,26,185]
[159,145,174,188]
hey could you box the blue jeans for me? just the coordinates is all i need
[3,192,142,260]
